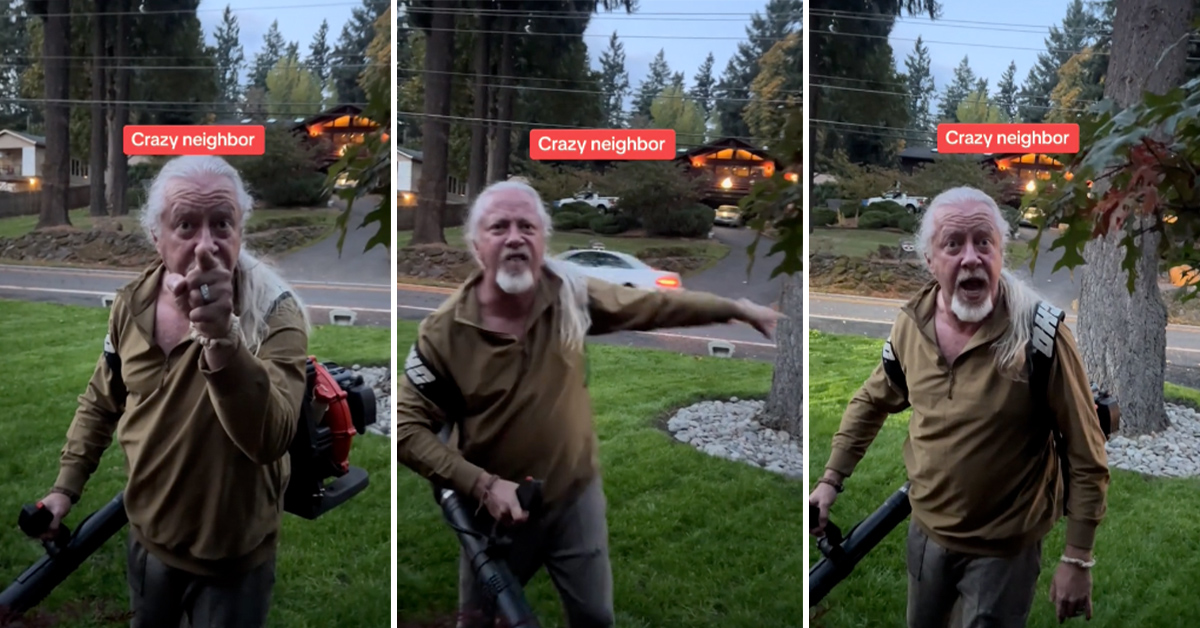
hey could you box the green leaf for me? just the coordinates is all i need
[1120,232,1140,294]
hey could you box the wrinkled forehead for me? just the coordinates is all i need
[479,191,542,228]
[161,174,241,222]
[934,202,998,237]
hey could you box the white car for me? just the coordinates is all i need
[556,248,682,291]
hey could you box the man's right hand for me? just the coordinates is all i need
[809,480,840,537]
[473,473,528,525]
[37,492,72,541]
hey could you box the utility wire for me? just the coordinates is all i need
[404,24,800,43]
[808,8,1113,36]
[8,2,368,18]
[396,110,771,145]
[812,28,1200,61]
[401,6,802,19]
[810,82,1096,114]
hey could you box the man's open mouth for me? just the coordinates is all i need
[504,252,529,262]
[958,277,987,292]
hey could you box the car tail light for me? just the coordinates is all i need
[655,276,681,289]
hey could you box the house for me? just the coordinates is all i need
[673,137,793,206]
[898,146,1071,203]
[396,146,466,208]
[0,129,90,192]
[291,104,383,165]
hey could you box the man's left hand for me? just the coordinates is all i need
[1049,556,1093,623]
[736,298,784,339]
[183,245,234,339]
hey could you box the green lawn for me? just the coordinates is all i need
[0,299,390,628]
[809,330,1200,628]
[395,321,812,628]
[812,227,1033,268]
[0,207,341,240]
[404,226,729,265]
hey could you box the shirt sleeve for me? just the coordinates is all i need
[201,296,308,465]
[54,295,129,500]
[1047,323,1110,551]
[585,277,745,334]
[394,324,486,496]
[825,323,912,478]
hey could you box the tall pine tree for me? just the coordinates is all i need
[597,31,629,128]
[1017,0,1098,122]
[938,55,976,122]
[903,36,935,145]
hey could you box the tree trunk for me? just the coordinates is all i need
[467,10,490,200]
[89,0,108,217]
[487,13,514,184]
[107,0,130,216]
[758,272,803,439]
[412,0,454,245]
[1077,0,1192,436]
[37,0,71,230]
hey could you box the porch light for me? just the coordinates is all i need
[1025,180,1036,192]
[720,177,733,189]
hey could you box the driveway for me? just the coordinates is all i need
[275,195,390,285]
[1008,226,1082,311]
[683,226,788,307]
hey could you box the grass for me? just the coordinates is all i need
[812,227,1031,265]
[403,226,730,264]
[0,299,390,628]
[395,321,811,628]
[809,330,1200,628]
[0,207,341,240]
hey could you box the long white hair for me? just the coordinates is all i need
[464,180,591,353]
[916,185,1044,380]
[140,155,311,354]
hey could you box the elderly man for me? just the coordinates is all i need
[809,186,1109,627]
[395,180,783,628]
[37,155,310,628]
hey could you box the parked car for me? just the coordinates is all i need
[552,191,619,214]
[713,204,744,228]
[862,190,928,213]
[555,247,682,291]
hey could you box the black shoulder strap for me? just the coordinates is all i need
[1029,300,1065,407]
[881,336,908,400]
[404,341,466,420]
[103,332,127,409]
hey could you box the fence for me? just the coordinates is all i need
[0,185,90,219]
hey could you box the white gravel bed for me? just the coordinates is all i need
[665,398,804,478]
[351,365,391,437]
[1105,402,1200,478]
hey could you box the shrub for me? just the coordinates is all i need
[643,204,713,238]
[604,161,705,229]
[898,214,919,233]
[228,127,331,208]
[588,214,628,235]
[865,200,906,216]
[559,201,597,216]
[553,212,586,231]
[812,208,838,226]
[857,210,891,230]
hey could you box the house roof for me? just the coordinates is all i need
[0,129,45,146]
[397,147,423,162]
[674,137,778,163]
[899,145,992,163]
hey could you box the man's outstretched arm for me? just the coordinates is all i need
[586,277,774,335]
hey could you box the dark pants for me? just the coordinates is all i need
[906,521,1043,628]
[457,477,614,628]
[127,536,276,628]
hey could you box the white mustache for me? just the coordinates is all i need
[956,268,987,285]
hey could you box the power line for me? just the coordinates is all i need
[404,24,800,43]
[808,8,1110,36]
[9,1,368,18]
[401,5,802,19]
[810,82,1096,114]
[812,27,1200,61]
[396,110,771,145]
[6,96,369,109]
[396,69,800,106]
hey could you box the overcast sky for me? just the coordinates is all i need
[196,0,356,62]
[890,0,1075,93]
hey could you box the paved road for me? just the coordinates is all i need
[1009,226,1082,311]
[0,263,392,327]
[684,225,786,307]
[811,291,1200,377]
[395,283,780,362]
[275,195,391,284]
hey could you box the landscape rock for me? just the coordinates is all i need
[664,398,803,478]
[352,364,392,437]
[395,244,477,284]
[809,252,931,298]
[1106,403,1200,478]
[0,225,329,268]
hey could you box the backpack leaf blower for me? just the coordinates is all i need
[0,357,376,620]
[809,482,912,608]
[430,424,545,628]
